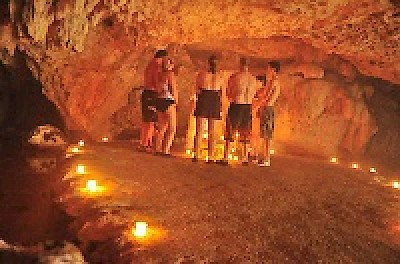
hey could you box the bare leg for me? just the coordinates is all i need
[140,122,149,146]
[208,119,216,161]
[243,142,250,163]
[164,105,177,154]
[155,113,168,153]
[147,122,155,151]
[194,117,202,159]
[266,139,272,163]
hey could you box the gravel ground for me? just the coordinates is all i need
[61,142,400,263]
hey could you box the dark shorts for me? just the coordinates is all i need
[141,89,158,122]
[226,103,252,142]
[194,89,221,119]
[155,98,175,112]
[260,106,274,139]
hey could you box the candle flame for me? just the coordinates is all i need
[351,163,359,169]
[369,167,377,173]
[393,181,400,189]
[86,180,98,192]
[330,157,338,163]
[102,137,109,142]
[76,164,86,174]
[78,140,85,147]
[269,149,275,155]
[133,222,148,238]
[71,147,79,153]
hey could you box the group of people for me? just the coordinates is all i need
[138,49,280,167]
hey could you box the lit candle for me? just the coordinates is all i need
[186,149,191,155]
[330,157,338,163]
[393,181,400,189]
[133,222,148,238]
[351,163,359,169]
[76,164,86,174]
[369,167,377,173]
[269,149,275,155]
[102,137,109,142]
[205,156,209,162]
[233,156,239,161]
[228,154,233,160]
[78,140,85,147]
[86,179,98,192]
[202,133,208,139]
[71,147,79,153]
[235,132,240,138]
[220,136,224,140]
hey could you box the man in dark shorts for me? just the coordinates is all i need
[140,49,167,152]
[253,61,281,166]
[192,55,226,162]
[223,57,258,164]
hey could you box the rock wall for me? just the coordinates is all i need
[0,0,399,157]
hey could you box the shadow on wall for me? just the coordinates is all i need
[0,51,65,154]
[364,77,400,162]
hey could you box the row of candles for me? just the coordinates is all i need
[185,132,275,163]
[66,138,152,241]
[329,156,399,190]
[66,138,399,243]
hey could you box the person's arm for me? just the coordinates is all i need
[170,72,178,105]
[226,73,235,102]
[267,79,280,107]
[195,72,203,94]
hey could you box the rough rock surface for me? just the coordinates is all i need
[0,0,399,156]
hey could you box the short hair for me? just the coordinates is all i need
[268,61,280,73]
[240,57,250,66]
[256,75,267,86]
[208,55,218,64]
[154,49,168,58]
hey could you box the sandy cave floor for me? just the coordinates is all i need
[54,140,400,263]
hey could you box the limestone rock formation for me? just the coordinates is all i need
[0,0,399,157]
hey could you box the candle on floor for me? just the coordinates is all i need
[102,137,109,142]
[269,149,275,155]
[369,167,377,173]
[351,163,359,169]
[186,149,191,155]
[71,147,79,153]
[76,164,86,174]
[78,140,85,147]
[393,181,399,189]
[133,222,148,238]
[86,180,98,192]
[330,157,338,163]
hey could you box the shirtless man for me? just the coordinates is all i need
[140,50,167,152]
[252,61,281,166]
[224,57,258,164]
[193,55,225,163]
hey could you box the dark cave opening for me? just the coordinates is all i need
[0,50,65,154]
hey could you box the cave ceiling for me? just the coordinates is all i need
[0,0,398,84]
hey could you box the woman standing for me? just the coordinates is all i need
[154,58,178,156]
